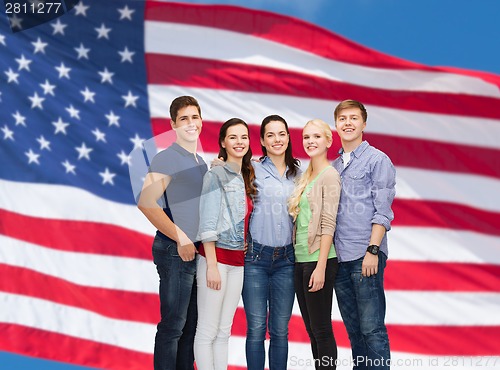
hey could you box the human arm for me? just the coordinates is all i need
[309,169,341,292]
[137,172,196,261]
[197,171,224,289]
[362,155,396,276]
[362,224,386,277]
[203,241,221,290]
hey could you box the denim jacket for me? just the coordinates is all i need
[197,163,246,251]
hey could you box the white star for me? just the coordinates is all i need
[117,150,132,166]
[55,62,71,79]
[118,5,135,20]
[91,128,106,142]
[130,133,145,150]
[74,1,89,16]
[0,34,6,46]
[122,90,139,108]
[16,54,32,71]
[80,87,95,103]
[98,67,114,84]
[51,19,67,35]
[28,92,45,109]
[12,111,26,126]
[74,43,90,59]
[1,125,14,141]
[40,79,56,96]
[10,15,23,30]
[118,46,135,63]
[95,23,111,39]
[31,37,48,54]
[75,142,93,160]
[25,149,40,164]
[65,104,80,120]
[99,167,116,185]
[5,68,19,84]
[105,111,120,127]
[62,160,76,174]
[37,135,51,150]
[52,117,69,135]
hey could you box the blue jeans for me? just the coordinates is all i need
[152,236,197,370]
[334,253,390,370]
[242,241,295,370]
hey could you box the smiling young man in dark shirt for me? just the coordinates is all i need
[138,96,207,370]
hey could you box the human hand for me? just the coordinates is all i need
[177,243,197,261]
[362,253,378,277]
[210,157,225,168]
[308,267,325,292]
[206,265,221,290]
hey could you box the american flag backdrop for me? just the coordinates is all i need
[1,1,499,369]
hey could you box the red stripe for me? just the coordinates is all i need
[0,264,159,323]
[363,133,500,180]
[146,54,500,120]
[232,308,500,356]
[0,323,153,370]
[0,209,152,259]
[392,199,500,237]
[151,119,500,180]
[1,257,495,331]
[152,122,500,237]
[144,1,500,89]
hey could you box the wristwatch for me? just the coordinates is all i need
[367,244,379,255]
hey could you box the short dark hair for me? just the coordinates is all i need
[334,99,367,122]
[169,96,201,122]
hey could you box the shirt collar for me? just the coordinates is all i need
[337,140,369,158]
[261,156,288,175]
[224,162,241,175]
[171,142,201,160]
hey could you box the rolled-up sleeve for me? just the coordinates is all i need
[370,155,396,231]
[197,171,221,243]
[321,169,342,236]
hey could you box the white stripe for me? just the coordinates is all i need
[0,235,158,293]
[145,21,500,98]
[390,227,500,264]
[3,231,498,326]
[229,336,498,369]
[0,292,155,353]
[395,167,500,213]
[290,291,500,326]
[3,170,499,240]
[0,179,155,236]
[385,291,500,325]
[147,85,500,150]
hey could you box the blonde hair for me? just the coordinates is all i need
[288,119,332,220]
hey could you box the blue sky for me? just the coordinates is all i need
[1,0,499,369]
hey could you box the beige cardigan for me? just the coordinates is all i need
[300,166,341,255]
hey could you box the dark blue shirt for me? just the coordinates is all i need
[148,142,208,243]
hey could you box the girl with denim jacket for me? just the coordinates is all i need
[242,115,301,370]
[289,119,341,370]
[195,118,256,370]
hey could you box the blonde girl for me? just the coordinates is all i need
[289,119,341,370]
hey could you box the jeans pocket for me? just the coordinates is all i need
[354,271,378,300]
[284,249,295,265]
[152,237,179,260]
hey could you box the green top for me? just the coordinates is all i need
[295,170,337,263]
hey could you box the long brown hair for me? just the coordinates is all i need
[218,118,257,196]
